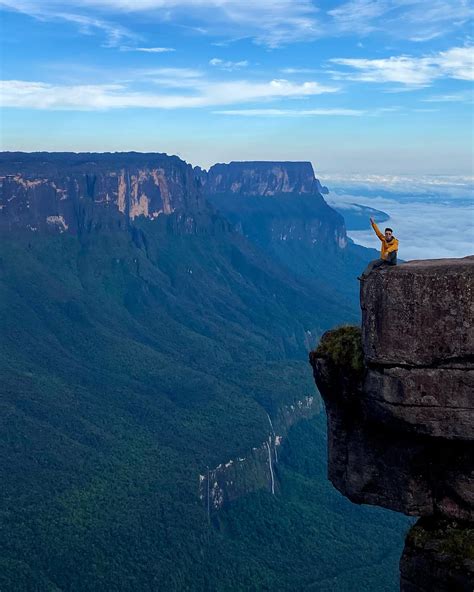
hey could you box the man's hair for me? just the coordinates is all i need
[385,227,393,233]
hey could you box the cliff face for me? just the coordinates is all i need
[198,161,322,196]
[0,152,219,235]
[198,161,347,251]
[310,256,474,591]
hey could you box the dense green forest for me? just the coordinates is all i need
[0,218,410,590]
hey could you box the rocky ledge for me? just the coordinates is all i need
[309,256,474,591]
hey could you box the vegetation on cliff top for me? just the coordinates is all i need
[407,518,474,565]
[311,325,364,379]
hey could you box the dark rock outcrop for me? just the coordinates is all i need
[361,258,474,366]
[400,518,474,592]
[310,256,474,591]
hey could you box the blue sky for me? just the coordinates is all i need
[0,0,473,174]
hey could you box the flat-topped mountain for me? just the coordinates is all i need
[196,160,327,196]
[0,151,211,235]
[1,153,370,306]
[197,160,343,247]
[197,160,376,308]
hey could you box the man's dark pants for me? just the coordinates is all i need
[361,258,396,278]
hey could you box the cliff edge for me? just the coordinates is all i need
[309,256,474,591]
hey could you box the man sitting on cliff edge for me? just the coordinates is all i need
[358,217,399,280]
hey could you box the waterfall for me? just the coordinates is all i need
[266,412,278,464]
[206,466,210,522]
[265,438,275,495]
[266,412,275,435]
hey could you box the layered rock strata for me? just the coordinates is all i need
[197,161,323,196]
[197,161,347,251]
[309,256,474,591]
[0,152,219,235]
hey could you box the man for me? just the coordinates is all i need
[358,217,398,280]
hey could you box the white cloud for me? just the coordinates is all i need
[436,46,474,80]
[329,45,474,86]
[320,173,474,199]
[0,0,320,47]
[0,3,137,46]
[215,108,365,116]
[0,77,339,110]
[214,106,402,117]
[214,109,365,117]
[1,0,471,48]
[328,0,473,42]
[281,68,319,74]
[143,67,203,84]
[328,0,388,35]
[209,58,249,71]
[423,90,474,103]
[2,0,473,51]
[409,32,443,42]
[121,46,175,52]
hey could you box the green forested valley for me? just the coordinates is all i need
[0,182,410,591]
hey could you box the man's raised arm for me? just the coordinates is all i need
[370,217,385,241]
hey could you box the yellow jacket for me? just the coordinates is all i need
[371,220,399,260]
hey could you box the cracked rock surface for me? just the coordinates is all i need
[310,256,474,591]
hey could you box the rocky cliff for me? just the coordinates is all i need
[197,161,327,196]
[197,161,347,254]
[0,152,225,236]
[309,256,474,591]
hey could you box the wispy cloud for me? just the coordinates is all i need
[215,108,365,116]
[281,68,319,74]
[423,90,474,103]
[209,58,249,71]
[0,2,137,46]
[0,77,339,110]
[329,45,474,86]
[328,0,473,42]
[0,0,320,47]
[1,0,471,48]
[121,46,175,53]
[409,32,443,43]
[215,106,400,117]
[328,0,388,35]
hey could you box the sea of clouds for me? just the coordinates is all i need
[322,174,474,260]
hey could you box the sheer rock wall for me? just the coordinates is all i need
[310,256,474,591]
